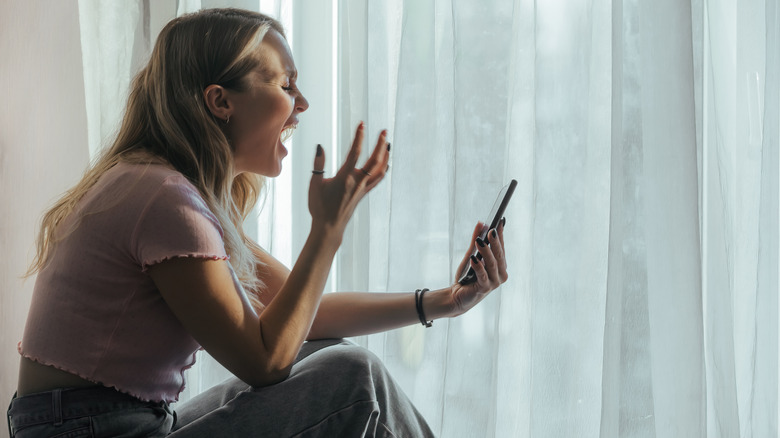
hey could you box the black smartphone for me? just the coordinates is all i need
[457,179,517,285]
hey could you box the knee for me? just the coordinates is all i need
[295,342,391,391]
[314,343,385,375]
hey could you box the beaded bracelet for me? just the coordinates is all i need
[415,288,433,327]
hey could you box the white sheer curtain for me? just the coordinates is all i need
[72,0,779,437]
[334,0,779,436]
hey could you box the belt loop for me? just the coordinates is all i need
[52,389,63,426]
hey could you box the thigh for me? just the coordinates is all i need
[171,338,346,430]
[170,339,433,437]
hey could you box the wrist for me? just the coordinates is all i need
[420,287,457,321]
[308,222,344,250]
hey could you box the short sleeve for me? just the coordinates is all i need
[132,175,228,271]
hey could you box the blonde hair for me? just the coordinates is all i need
[28,9,286,305]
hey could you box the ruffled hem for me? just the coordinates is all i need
[18,348,181,404]
[141,253,229,272]
[175,350,201,398]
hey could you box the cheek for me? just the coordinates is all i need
[233,93,294,144]
[268,94,294,121]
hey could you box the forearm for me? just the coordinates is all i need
[307,288,454,340]
[258,227,340,372]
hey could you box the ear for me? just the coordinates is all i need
[203,84,232,122]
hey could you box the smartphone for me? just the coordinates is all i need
[457,179,517,285]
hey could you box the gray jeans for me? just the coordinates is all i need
[170,339,435,437]
[7,339,434,437]
[7,387,174,437]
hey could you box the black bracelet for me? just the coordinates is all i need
[415,288,433,327]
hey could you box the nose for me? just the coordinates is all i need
[295,91,309,114]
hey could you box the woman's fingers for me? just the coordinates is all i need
[311,144,325,181]
[336,123,390,193]
[455,222,484,278]
[361,130,389,173]
[338,122,365,177]
[451,221,509,315]
[488,227,509,283]
[470,224,509,288]
[495,219,508,281]
[498,217,506,248]
[476,230,500,285]
[469,252,490,285]
[362,130,391,190]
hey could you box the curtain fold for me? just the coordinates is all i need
[498,0,536,435]
[750,0,779,434]
[641,0,705,435]
[603,0,653,434]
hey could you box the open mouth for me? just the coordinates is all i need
[280,123,298,143]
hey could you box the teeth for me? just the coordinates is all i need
[281,124,298,142]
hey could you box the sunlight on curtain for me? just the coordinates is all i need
[73,0,779,436]
[78,0,145,159]
[336,0,613,434]
[336,0,779,437]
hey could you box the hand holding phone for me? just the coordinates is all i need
[457,179,516,285]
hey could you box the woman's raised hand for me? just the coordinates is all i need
[448,220,509,316]
[308,122,390,241]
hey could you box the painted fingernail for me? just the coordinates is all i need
[386,142,391,152]
[316,144,323,156]
[491,229,498,239]
[470,254,479,264]
[501,217,506,227]
[476,237,486,247]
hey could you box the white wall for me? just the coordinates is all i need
[0,3,90,435]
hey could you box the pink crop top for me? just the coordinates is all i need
[19,162,231,402]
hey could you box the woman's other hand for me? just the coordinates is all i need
[448,220,509,316]
[308,122,389,242]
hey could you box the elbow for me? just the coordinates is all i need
[244,363,293,388]
[262,362,293,385]
[234,345,296,387]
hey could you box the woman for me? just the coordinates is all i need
[8,8,508,437]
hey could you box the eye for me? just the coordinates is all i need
[281,82,298,96]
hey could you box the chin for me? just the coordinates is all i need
[238,165,280,178]
[260,161,283,178]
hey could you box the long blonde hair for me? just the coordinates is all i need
[28,9,285,302]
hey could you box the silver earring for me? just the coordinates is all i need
[225,115,230,124]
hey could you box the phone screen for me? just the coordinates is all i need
[457,179,517,285]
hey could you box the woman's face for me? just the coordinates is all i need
[227,29,309,177]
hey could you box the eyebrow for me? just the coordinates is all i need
[262,64,297,82]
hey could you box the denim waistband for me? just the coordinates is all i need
[7,386,170,436]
